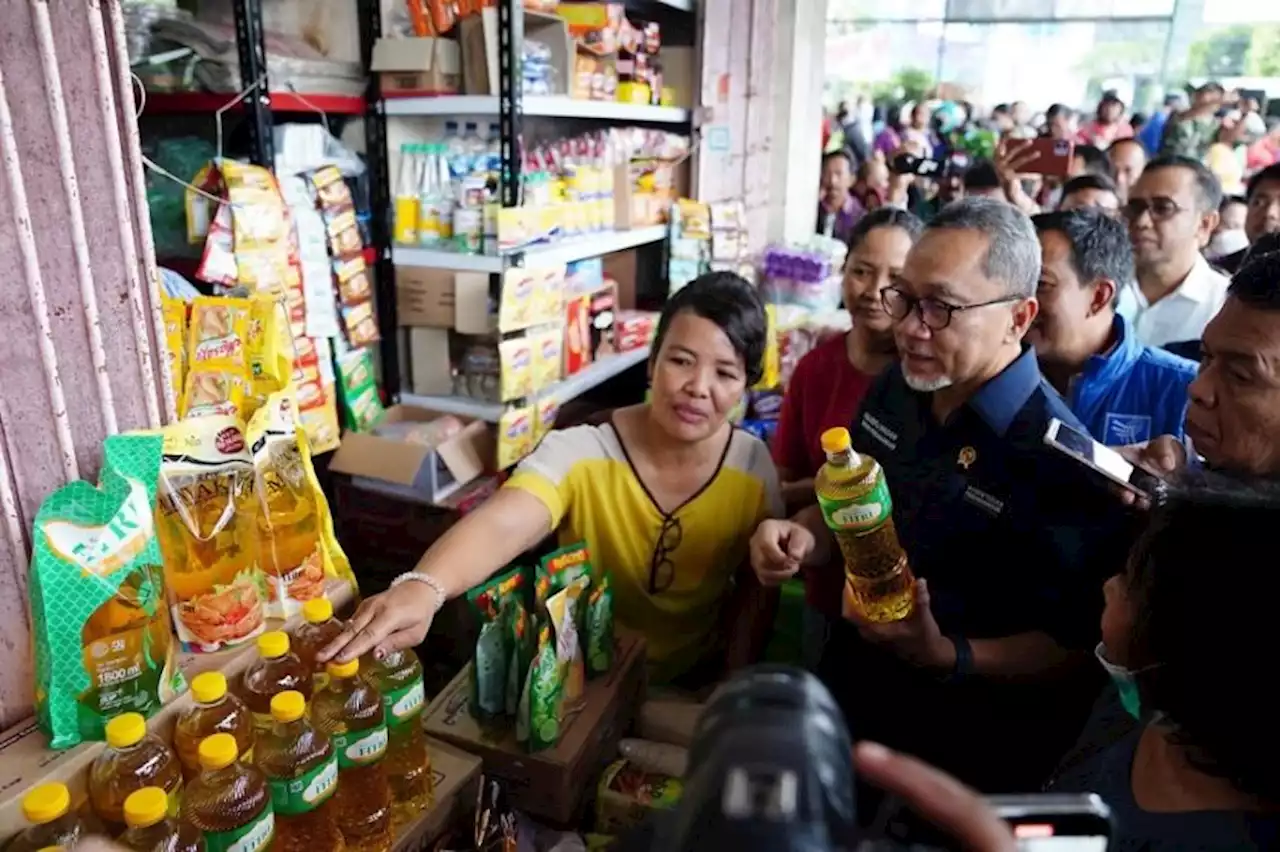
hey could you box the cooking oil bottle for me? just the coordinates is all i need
[89,712,184,834]
[175,672,255,781]
[183,734,274,852]
[120,787,204,852]
[254,690,343,852]
[363,650,431,827]
[293,598,345,691]
[7,783,87,852]
[313,659,392,852]
[815,427,915,623]
[242,631,312,734]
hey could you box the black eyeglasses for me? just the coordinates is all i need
[1121,197,1186,222]
[648,514,683,594]
[881,286,1021,331]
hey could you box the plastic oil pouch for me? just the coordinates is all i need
[520,620,562,752]
[545,575,588,718]
[155,416,266,653]
[160,297,187,414]
[248,390,356,619]
[586,571,614,678]
[466,568,524,722]
[31,433,185,748]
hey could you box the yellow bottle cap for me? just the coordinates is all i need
[270,690,306,723]
[257,630,290,659]
[123,787,169,829]
[190,672,228,705]
[37,847,65,852]
[303,597,333,624]
[22,783,70,825]
[326,658,359,680]
[820,427,852,455]
[105,712,147,749]
[198,733,239,770]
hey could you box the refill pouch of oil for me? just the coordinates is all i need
[30,434,185,748]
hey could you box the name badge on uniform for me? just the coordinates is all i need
[962,485,1005,518]
[861,412,898,451]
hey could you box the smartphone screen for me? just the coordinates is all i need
[1013,823,1109,851]
[1044,418,1154,497]
[988,794,1112,852]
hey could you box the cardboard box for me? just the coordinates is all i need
[397,268,492,333]
[0,581,355,840]
[329,405,495,505]
[372,37,461,97]
[423,634,647,825]
[459,8,571,96]
[392,738,483,852]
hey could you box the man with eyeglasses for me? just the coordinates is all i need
[749,198,1133,794]
[1115,155,1228,349]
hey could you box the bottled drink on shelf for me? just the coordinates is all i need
[8,783,87,852]
[175,672,255,781]
[254,691,343,852]
[362,649,431,828]
[313,659,392,852]
[392,143,420,246]
[183,734,274,852]
[89,713,184,834]
[815,427,916,623]
[241,631,313,735]
[119,787,204,852]
[294,598,345,690]
[432,143,455,241]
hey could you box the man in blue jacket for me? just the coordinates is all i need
[1030,208,1197,445]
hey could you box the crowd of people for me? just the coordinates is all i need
[316,88,1280,850]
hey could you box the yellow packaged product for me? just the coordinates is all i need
[248,390,356,619]
[498,337,534,401]
[245,294,290,419]
[535,397,560,443]
[160,297,187,411]
[156,416,266,653]
[530,329,564,391]
[497,403,535,470]
[498,268,537,332]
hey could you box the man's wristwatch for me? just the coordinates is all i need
[389,571,448,614]
[942,633,973,683]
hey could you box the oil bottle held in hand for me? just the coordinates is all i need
[815,427,915,622]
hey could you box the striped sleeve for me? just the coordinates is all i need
[503,425,604,528]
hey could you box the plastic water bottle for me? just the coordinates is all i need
[444,121,468,187]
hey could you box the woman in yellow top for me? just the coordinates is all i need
[320,273,783,685]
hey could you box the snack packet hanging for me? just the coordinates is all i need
[521,620,562,752]
[155,416,266,652]
[466,567,524,722]
[183,296,253,419]
[336,349,385,432]
[536,542,592,663]
[244,293,290,419]
[248,390,356,619]
[586,571,614,678]
[31,434,185,749]
[160,297,188,413]
[545,575,588,717]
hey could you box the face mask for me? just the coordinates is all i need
[1094,642,1145,720]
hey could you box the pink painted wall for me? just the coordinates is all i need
[0,0,168,727]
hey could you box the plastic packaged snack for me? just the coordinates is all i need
[586,571,614,677]
[183,296,253,419]
[310,167,354,212]
[155,417,266,653]
[248,391,356,619]
[245,293,290,420]
[336,349,385,433]
[161,297,188,412]
[30,434,184,748]
[466,568,525,723]
[496,404,535,470]
[326,210,364,257]
[498,268,537,333]
[333,256,372,306]
[530,328,563,391]
[498,337,534,401]
[506,595,534,717]
[545,576,588,715]
[520,621,562,752]
[342,300,381,348]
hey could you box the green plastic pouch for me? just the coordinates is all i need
[31,434,186,748]
[546,575,589,720]
[505,600,534,717]
[337,348,386,432]
[467,567,524,721]
[535,542,591,611]
[586,571,614,677]
[523,620,562,752]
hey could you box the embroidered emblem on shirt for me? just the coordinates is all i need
[861,413,898,450]
[957,446,977,469]
[962,486,1005,517]
[1103,413,1152,446]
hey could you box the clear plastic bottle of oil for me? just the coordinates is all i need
[241,631,313,735]
[175,672,256,782]
[362,650,431,827]
[815,427,915,623]
[293,598,344,691]
[89,712,184,834]
[254,691,343,852]
[313,659,392,852]
[7,783,87,852]
[183,734,275,852]
[120,787,205,852]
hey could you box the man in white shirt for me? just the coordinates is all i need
[1116,155,1229,349]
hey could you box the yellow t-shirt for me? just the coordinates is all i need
[506,422,782,683]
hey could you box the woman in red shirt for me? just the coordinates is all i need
[771,206,922,667]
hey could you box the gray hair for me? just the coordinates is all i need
[927,197,1041,298]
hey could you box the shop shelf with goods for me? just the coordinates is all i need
[372,0,697,472]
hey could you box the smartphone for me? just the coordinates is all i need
[1043,418,1157,499]
[1020,137,1075,177]
[890,152,942,177]
[986,793,1112,851]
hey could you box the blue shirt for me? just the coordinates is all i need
[1069,315,1197,447]
[818,346,1135,791]
[1137,110,1169,155]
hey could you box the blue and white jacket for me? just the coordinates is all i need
[1069,314,1198,446]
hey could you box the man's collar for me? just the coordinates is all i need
[1081,314,1140,381]
[1172,255,1219,304]
[966,346,1042,437]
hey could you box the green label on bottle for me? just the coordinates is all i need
[267,754,338,815]
[819,475,893,533]
[334,724,388,769]
[203,808,275,852]
[382,677,425,730]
